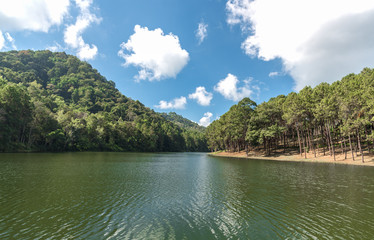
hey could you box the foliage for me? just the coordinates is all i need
[161,112,205,131]
[206,68,374,162]
[161,112,208,152]
[0,50,207,152]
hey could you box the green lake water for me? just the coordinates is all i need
[0,152,373,239]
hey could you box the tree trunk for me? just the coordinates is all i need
[27,127,33,148]
[343,138,347,160]
[325,123,335,161]
[296,125,302,156]
[357,130,364,163]
[306,130,310,152]
[349,134,355,161]
[302,131,307,159]
[309,128,316,157]
[275,137,278,150]
[325,124,331,156]
[364,127,371,154]
[263,137,266,155]
[327,122,335,161]
[372,124,374,150]
[321,126,325,156]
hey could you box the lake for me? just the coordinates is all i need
[0,152,373,239]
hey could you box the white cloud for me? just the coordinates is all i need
[46,42,64,52]
[226,0,374,90]
[199,112,213,127]
[0,0,69,50]
[214,73,252,101]
[0,31,4,50]
[188,86,213,106]
[196,22,208,44]
[155,96,187,110]
[5,33,13,42]
[0,31,17,50]
[118,25,189,81]
[269,71,279,77]
[0,0,70,32]
[5,32,16,49]
[64,0,101,60]
[0,0,100,59]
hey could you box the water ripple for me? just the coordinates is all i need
[1,153,374,239]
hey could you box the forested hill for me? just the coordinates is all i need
[206,68,374,162]
[0,50,207,152]
[161,112,205,131]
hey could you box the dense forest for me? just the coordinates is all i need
[161,112,205,131]
[0,50,207,152]
[206,68,374,162]
[160,112,207,152]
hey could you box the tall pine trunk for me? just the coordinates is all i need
[349,134,354,161]
[364,128,371,154]
[302,131,307,159]
[325,124,331,156]
[343,138,347,159]
[357,130,364,163]
[321,126,325,156]
[309,128,316,157]
[327,122,335,161]
[296,125,302,156]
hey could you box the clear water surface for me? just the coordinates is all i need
[0,152,373,239]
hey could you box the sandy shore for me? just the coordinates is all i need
[208,149,374,167]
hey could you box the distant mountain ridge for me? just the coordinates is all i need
[161,112,205,131]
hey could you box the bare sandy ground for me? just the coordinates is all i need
[209,149,374,167]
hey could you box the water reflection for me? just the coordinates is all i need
[0,153,373,239]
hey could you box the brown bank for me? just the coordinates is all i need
[209,149,374,167]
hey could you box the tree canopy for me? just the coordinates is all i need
[206,68,374,163]
[0,50,207,152]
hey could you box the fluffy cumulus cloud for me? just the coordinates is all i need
[199,112,213,127]
[155,96,187,110]
[118,25,190,81]
[226,0,374,90]
[64,0,101,60]
[0,0,100,58]
[196,22,208,44]
[0,0,70,32]
[0,0,70,50]
[188,86,213,106]
[214,73,252,101]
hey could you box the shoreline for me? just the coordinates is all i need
[208,150,374,167]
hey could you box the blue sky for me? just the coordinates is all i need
[1,0,374,126]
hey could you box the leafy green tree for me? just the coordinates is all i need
[0,83,33,151]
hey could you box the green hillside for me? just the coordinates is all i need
[0,50,207,152]
[160,112,205,131]
[160,112,207,152]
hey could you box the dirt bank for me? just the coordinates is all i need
[209,149,374,167]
